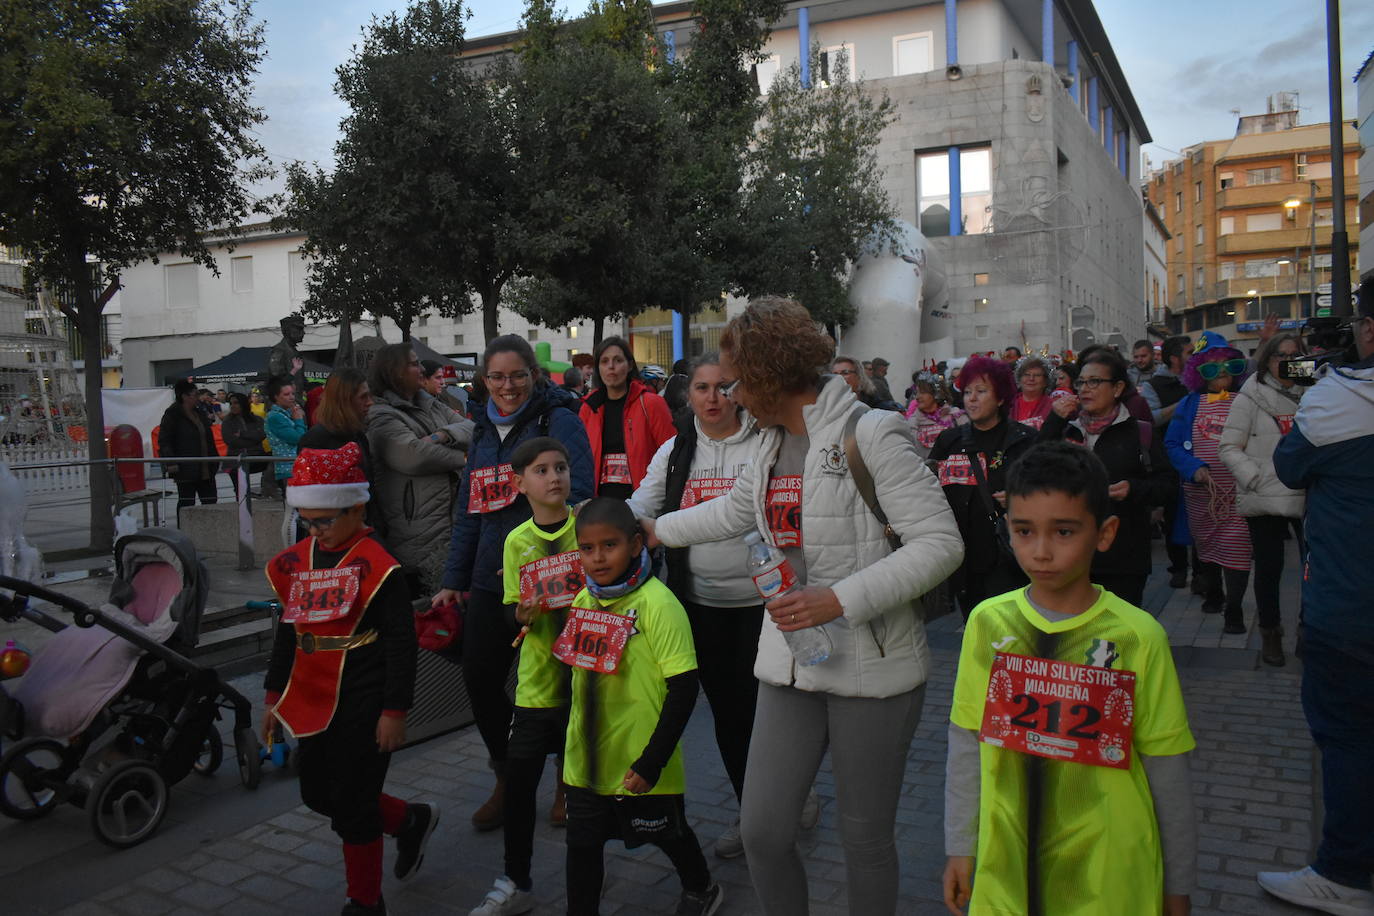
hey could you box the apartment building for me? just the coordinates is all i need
[1358,50,1373,284]
[1145,101,1359,350]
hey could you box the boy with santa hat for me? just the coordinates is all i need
[262,443,437,914]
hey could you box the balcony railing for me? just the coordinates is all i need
[1216,179,1336,211]
[1213,271,1332,301]
[1218,225,1335,255]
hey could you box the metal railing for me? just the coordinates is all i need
[5,454,283,571]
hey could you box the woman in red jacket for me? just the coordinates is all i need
[579,336,675,498]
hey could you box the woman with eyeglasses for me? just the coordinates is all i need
[434,334,593,833]
[641,298,962,916]
[832,356,901,411]
[1165,331,1253,632]
[1218,332,1307,666]
[624,353,767,859]
[1040,349,1175,608]
[579,336,675,499]
[365,344,474,596]
[1009,356,1054,430]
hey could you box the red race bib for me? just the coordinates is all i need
[468,464,517,514]
[914,424,944,450]
[552,605,636,674]
[282,566,361,624]
[765,475,803,548]
[978,651,1136,769]
[680,476,736,508]
[937,453,988,487]
[601,452,632,486]
[1275,414,1294,436]
[519,551,585,612]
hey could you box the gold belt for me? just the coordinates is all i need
[297,629,378,654]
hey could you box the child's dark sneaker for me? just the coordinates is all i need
[394,803,439,881]
[342,897,386,915]
[675,883,723,916]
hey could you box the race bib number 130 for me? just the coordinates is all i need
[978,651,1136,769]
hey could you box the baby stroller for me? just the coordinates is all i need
[0,529,262,848]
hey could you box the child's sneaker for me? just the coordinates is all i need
[675,883,723,916]
[1257,866,1374,915]
[394,803,439,881]
[713,819,744,859]
[469,876,534,916]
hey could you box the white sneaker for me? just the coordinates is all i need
[469,876,535,916]
[799,789,820,830]
[714,819,744,859]
[1257,866,1374,915]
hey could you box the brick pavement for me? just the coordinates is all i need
[9,545,1322,915]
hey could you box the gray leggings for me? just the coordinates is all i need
[740,682,925,915]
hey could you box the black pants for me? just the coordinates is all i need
[461,587,517,764]
[174,478,217,523]
[505,706,569,888]
[1093,573,1146,610]
[296,697,389,845]
[1197,561,1250,617]
[1246,515,1302,631]
[684,601,763,803]
[1164,494,1190,574]
[565,788,709,915]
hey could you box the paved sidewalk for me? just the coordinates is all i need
[4,545,1320,915]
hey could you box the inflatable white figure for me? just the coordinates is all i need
[0,462,44,589]
[842,220,952,396]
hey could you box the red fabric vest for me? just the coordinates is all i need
[265,530,400,737]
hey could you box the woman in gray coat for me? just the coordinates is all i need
[366,343,474,595]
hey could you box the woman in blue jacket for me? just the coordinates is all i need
[432,335,593,831]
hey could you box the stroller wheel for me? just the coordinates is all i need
[88,760,168,848]
[234,727,262,790]
[193,729,224,777]
[0,738,67,820]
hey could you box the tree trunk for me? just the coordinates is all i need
[73,270,114,553]
[481,286,500,344]
[398,319,411,343]
[593,316,604,347]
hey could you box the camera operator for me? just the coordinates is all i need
[1258,288,1374,914]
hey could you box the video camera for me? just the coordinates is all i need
[1279,278,1369,386]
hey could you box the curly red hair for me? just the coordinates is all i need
[719,297,834,417]
[957,355,1017,410]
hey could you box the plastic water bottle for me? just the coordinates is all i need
[743,531,832,666]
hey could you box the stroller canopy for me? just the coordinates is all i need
[112,529,209,648]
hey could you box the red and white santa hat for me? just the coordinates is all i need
[286,443,370,509]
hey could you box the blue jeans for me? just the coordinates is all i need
[1301,626,1374,890]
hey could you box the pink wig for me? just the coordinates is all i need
[1181,346,1247,393]
[957,356,1018,410]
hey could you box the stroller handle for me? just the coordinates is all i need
[0,575,101,625]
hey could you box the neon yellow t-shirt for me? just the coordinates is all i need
[502,513,580,709]
[562,577,697,796]
[950,587,1195,916]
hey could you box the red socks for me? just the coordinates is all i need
[343,838,383,906]
[379,794,407,836]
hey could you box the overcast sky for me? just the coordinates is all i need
[248,0,1374,189]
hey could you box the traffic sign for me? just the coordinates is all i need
[1317,295,1332,307]
[1317,282,1332,295]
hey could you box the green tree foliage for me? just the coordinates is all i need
[507,2,677,344]
[0,0,271,550]
[736,48,899,329]
[280,0,507,342]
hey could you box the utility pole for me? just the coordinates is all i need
[1324,0,1351,318]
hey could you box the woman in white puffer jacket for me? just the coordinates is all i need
[642,298,964,916]
[1219,331,1306,666]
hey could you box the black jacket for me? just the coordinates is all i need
[221,413,266,457]
[158,405,218,482]
[298,425,381,532]
[929,418,1037,577]
[658,410,698,600]
[1040,410,1177,576]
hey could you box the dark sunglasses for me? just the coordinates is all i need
[302,512,347,532]
[1198,358,1247,380]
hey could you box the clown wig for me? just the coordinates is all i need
[1180,331,1249,393]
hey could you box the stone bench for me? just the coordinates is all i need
[178,500,288,567]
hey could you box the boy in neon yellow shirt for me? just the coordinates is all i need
[943,442,1197,916]
[470,437,581,916]
[561,498,721,916]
